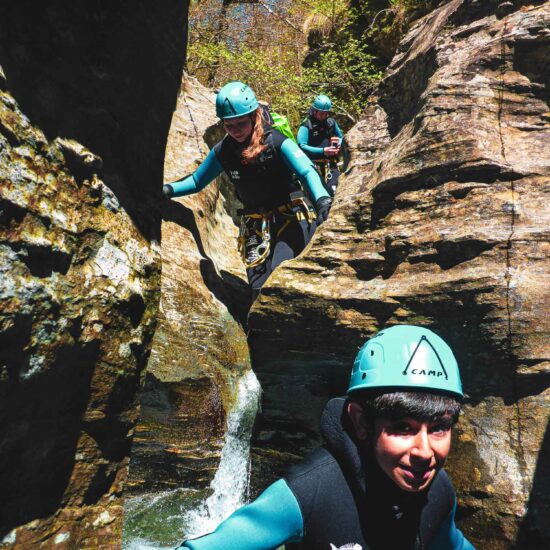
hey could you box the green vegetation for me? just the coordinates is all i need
[186,0,439,129]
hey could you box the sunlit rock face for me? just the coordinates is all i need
[249,1,550,547]
[0,2,188,548]
[127,75,252,495]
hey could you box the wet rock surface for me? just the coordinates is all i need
[127,75,252,495]
[0,2,188,548]
[249,1,550,547]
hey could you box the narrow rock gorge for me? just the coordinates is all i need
[249,1,550,548]
[0,2,189,547]
[126,74,252,497]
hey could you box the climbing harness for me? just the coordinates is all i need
[238,213,272,268]
[237,192,315,269]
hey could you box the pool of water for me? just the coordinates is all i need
[123,487,209,550]
[123,370,261,550]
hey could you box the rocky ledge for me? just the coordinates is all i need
[249,1,550,547]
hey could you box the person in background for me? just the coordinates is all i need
[179,325,475,550]
[297,94,344,197]
[163,81,332,291]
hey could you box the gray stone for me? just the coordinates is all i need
[127,74,252,495]
[248,2,550,547]
[0,2,189,547]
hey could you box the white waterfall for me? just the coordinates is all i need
[122,368,261,550]
[183,368,261,538]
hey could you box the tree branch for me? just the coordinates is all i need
[364,8,396,34]
[257,0,305,34]
[332,104,356,124]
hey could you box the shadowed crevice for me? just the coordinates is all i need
[379,46,438,138]
[0,340,99,537]
[161,199,251,327]
[349,238,498,281]
[0,1,188,242]
[10,242,72,278]
[517,419,550,546]
[432,239,497,269]
[514,39,550,107]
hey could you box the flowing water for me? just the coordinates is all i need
[123,369,261,549]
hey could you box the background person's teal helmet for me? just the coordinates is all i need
[312,94,332,112]
[347,325,463,398]
[216,81,259,119]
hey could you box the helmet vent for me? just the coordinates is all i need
[370,350,374,356]
[402,335,449,380]
[362,373,367,380]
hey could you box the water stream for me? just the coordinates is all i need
[123,369,261,550]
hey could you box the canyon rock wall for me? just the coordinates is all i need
[0,2,188,547]
[249,1,550,547]
[127,75,252,496]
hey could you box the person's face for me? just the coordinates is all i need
[312,108,329,121]
[348,403,452,493]
[373,416,452,492]
[224,114,253,142]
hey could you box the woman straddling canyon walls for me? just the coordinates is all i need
[163,81,332,290]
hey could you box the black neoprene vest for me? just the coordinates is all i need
[213,128,300,211]
[301,116,337,148]
[285,398,456,550]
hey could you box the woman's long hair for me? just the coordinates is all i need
[241,107,269,164]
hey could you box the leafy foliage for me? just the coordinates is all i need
[186,0,438,129]
[303,37,383,123]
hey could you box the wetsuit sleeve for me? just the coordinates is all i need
[296,125,325,159]
[334,121,344,145]
[280,138,329,202]
[180,479,304,550]
[427,500,476,550]
[170,148,224,198]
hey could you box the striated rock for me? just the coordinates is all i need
[0,2,188,548]
[127,75,252,495]
[249,1,550,547]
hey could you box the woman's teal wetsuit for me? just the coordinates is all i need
[296,116,344,160]
[170,128,330,289]
[297,115,344,197]
[179,398,475,550]
[171,133,327,203]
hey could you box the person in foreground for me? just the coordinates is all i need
[163,81,332,290]
[296,94,344,197]
[179,325,475,549]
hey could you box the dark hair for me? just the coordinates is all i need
[350,390,462,425]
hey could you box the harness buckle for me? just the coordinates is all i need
[238,212,272,269]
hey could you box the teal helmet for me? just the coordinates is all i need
[216,81,259,119]
[312,94,332,112]
[347,325,463,398]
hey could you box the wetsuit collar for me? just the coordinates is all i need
[321,397,364,485]
[226,133,252,150]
